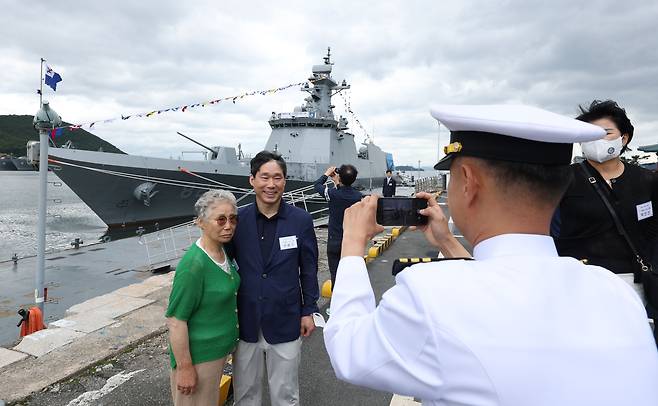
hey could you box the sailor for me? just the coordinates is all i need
[324,105,658,405]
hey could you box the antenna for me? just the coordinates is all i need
[324,47,332,65]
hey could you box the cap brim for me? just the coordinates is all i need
[433,155,454,170]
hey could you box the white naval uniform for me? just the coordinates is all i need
[324,234,658,406]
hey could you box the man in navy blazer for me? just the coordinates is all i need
[382,169,397,197]
[232,151,319,406]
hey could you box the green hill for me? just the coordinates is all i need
[0,115,124,156]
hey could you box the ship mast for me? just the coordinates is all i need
[300,47,350,121]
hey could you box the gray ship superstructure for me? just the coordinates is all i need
[47,50,392,231]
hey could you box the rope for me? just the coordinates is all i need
[48,157,327,204]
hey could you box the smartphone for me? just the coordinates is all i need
[376,197,428,226]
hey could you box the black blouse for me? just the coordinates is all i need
[552,161,658,274]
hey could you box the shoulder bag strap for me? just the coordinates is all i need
[577,162,649,273]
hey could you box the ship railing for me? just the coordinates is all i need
[283,184,330,225]
[139,221,199,271]
[283,184,324,209]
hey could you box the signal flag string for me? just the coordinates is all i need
[49,80,311,139]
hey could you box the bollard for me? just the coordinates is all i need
[70,238,83,249]
[321,280,332,298]
[18,307,46,337]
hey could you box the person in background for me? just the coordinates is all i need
[382,169,396,197]
[231,151,319,406]
[552,100,658,299]
[324,104,658,405]
[166,189,240,406]
[314,164,362,292]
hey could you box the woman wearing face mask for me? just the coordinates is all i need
[552,100,658,294]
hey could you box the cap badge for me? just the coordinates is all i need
[443,142,463,155]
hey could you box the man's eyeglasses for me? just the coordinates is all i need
[215,215,238,226]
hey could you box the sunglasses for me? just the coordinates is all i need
[215,215,238,226]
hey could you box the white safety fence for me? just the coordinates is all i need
[139,221,199,271]
[138,184,330,271]
[414,175,446,194]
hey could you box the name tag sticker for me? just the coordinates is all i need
[637,201,653,221]
[279,235,298,250]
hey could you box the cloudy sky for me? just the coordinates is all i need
[1,0,657,166]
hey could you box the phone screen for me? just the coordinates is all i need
[376,197,428,226]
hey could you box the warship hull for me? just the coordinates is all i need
[0,156,36,171]
[48,148,386,230]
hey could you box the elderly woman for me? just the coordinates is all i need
[552,100,658,296]
[166,189,240,405]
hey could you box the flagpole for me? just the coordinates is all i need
[39,58,45,106]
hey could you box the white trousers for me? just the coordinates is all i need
[232,331,302,406]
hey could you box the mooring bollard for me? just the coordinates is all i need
[70,238,83,249]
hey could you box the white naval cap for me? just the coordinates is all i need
[430,104,607,170]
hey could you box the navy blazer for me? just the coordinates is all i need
[233,202,319,344]
[382,177,396,197]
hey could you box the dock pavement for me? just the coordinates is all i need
[1,196,466,405]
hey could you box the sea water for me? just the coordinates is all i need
[0,172,107,262]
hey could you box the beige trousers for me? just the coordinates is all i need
[170,358,226,406]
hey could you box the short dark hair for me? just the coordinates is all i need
[479,159,573,206]
[250,150,287,177]
[386,169,392,174]
[338,164,358,186]
[576,100,634,153]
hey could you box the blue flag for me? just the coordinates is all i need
[44,65,62,91]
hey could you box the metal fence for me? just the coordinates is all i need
[414,175,446,194]
[139,221,199,271]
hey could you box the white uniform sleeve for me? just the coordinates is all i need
[324,256,444,399]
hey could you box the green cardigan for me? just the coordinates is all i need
[166,243,240,368]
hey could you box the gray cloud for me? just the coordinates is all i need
[1,0,657,166]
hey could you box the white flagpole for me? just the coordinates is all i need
[39,58,45,106]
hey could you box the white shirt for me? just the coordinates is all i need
[324,234,658,405]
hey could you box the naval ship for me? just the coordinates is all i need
[0,155,37,171]
[48,50,393,231]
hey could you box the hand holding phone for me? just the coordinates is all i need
[376,197,428,226]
